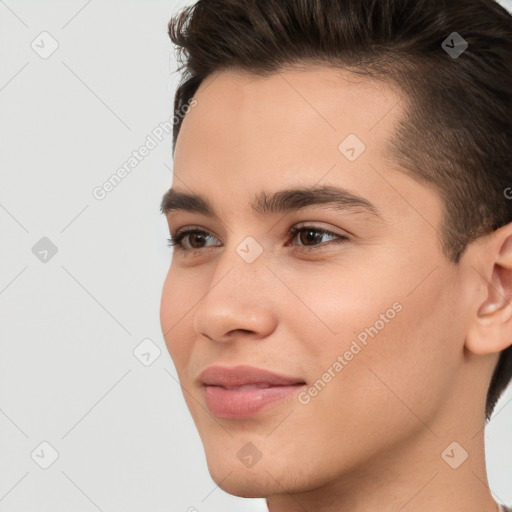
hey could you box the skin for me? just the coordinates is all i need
[159,66,512,512]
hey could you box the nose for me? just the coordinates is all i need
[193,254,278,344]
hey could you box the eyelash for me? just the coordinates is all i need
[166,224,349,256]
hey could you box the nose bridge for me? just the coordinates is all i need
[205,235,270,308]
[212,228,270,285]
[192,236,276,341]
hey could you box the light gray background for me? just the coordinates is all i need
[1,1,511,511]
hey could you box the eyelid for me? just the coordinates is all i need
[171,221,348,238]
[291,221,349,238]
[173,224,219,239]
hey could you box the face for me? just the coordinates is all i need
[160,67,475,499]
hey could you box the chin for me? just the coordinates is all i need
[206,462,284,498]
[203,444,319,500]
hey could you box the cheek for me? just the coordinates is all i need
[160,268,193,367]
[159,270,176,343]
[305,264,462,431]
[274,255,402,363]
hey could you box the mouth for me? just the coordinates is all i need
[202,383,306,418]
[198,365,306,418]
[214,383,294,390]
[199,364,306,387]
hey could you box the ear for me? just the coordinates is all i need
[465,222,512,356]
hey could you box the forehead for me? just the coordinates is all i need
[179,65,403,139]
[170,66,437,226]
[174,65,402,176]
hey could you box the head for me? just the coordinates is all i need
[160,0,512,501]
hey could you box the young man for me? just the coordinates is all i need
[159,0,512,510]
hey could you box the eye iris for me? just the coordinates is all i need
[189,233,208,249]
[299,229,323,246]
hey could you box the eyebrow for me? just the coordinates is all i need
[160,184,382,220]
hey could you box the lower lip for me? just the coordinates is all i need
[203,384,305,418]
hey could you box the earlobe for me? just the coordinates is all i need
[465,225,512,356]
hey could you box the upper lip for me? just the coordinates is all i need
[199,364,306,388]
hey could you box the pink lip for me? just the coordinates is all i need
[199,365,306,418]
[199,364,305,387]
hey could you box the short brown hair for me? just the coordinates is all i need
[167,0,512,420]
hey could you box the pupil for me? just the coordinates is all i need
[191,234,206,249]
[301,229,320,245]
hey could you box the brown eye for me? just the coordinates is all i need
[288,225,349,249]
[167,229,220,253]
[166,224,349,256]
